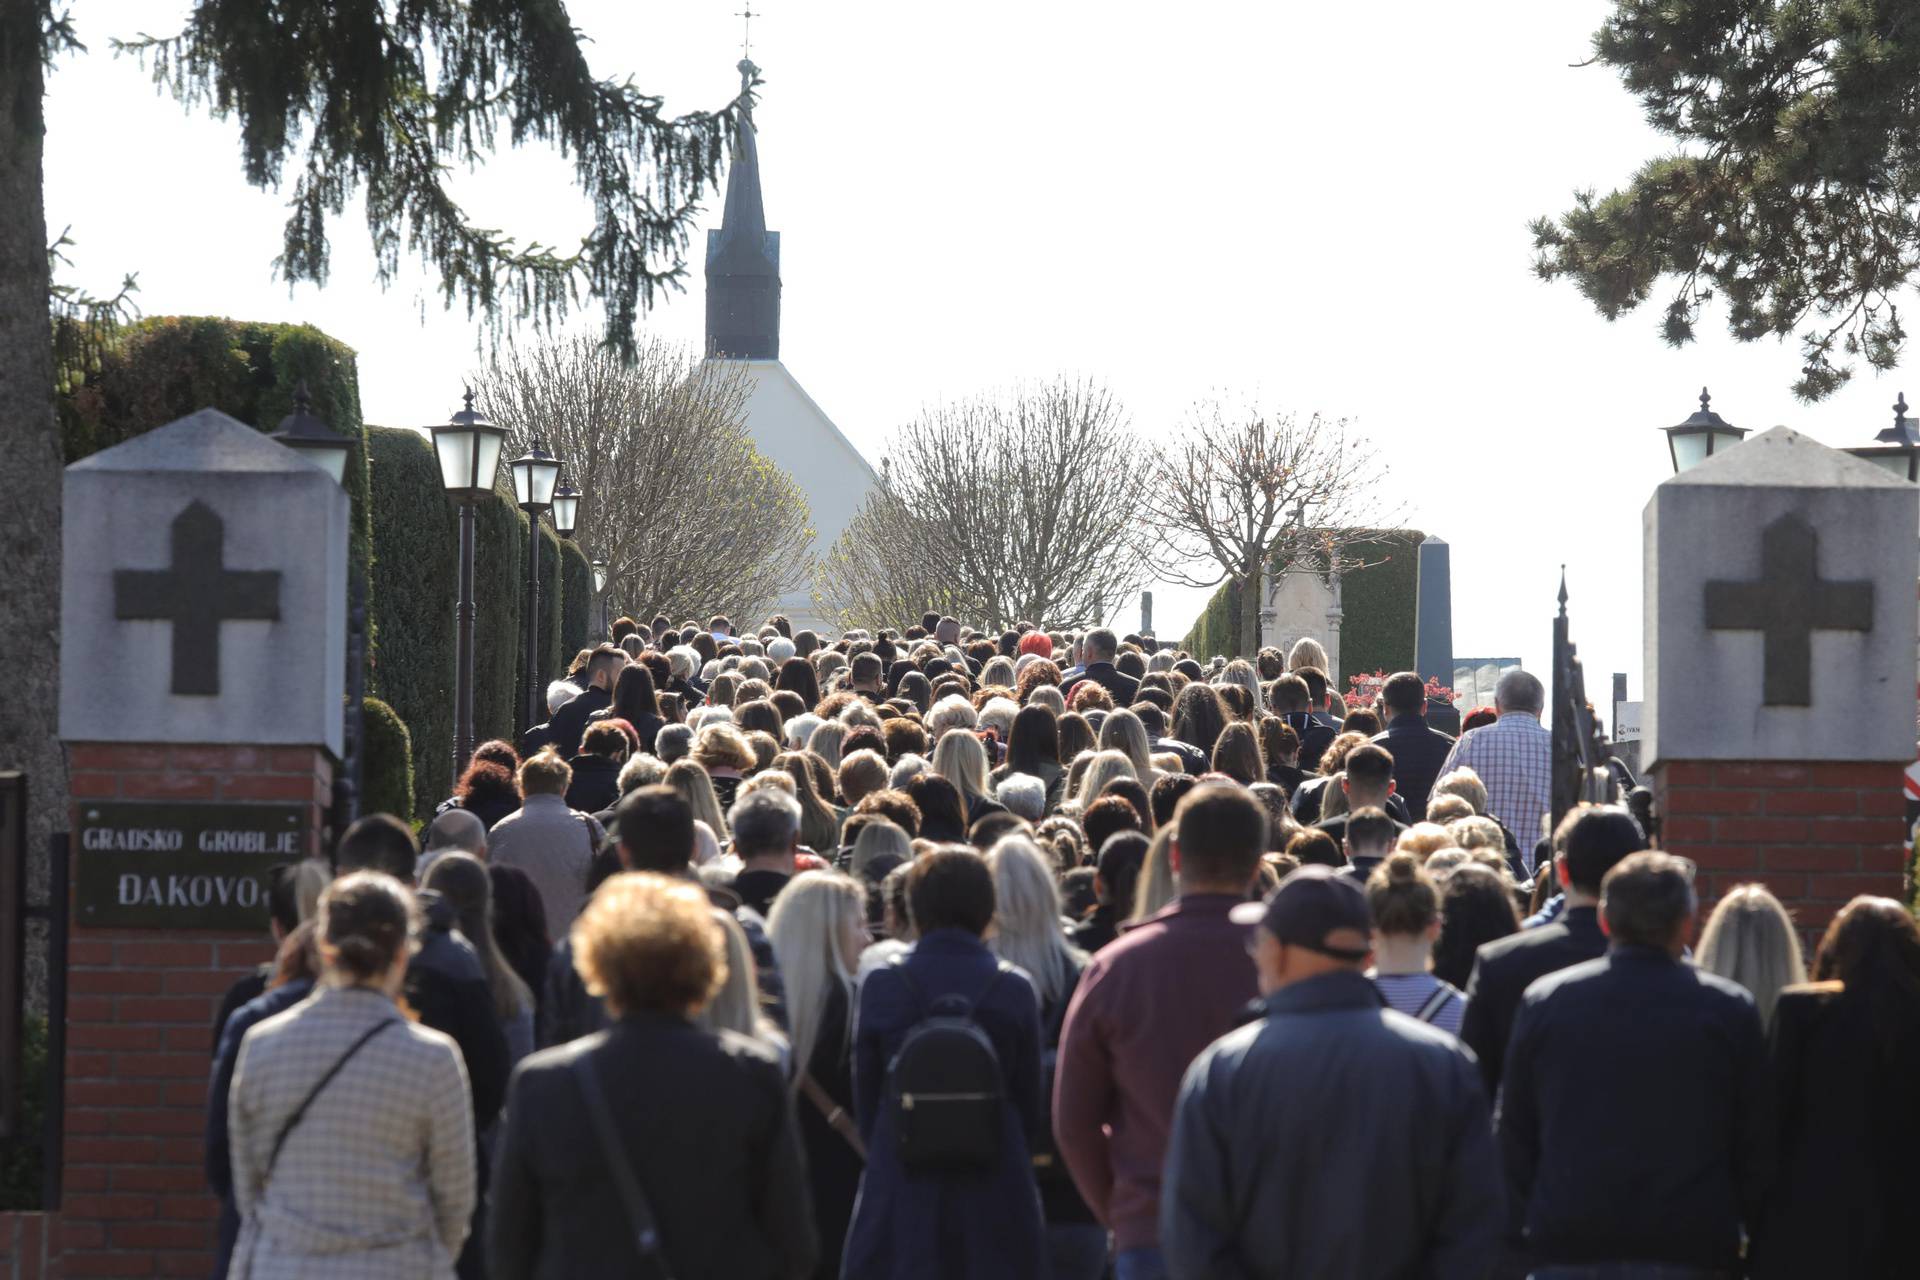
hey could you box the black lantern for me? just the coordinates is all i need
[509,439,562,510]
[270,381,352,485]
[1844,393,1920,482]
[550,475,581,539]
[431,389,507,498]
[1664,387,1747,473]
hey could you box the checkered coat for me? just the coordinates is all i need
[228,985,475,1279]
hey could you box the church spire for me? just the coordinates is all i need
[705,57,780,360]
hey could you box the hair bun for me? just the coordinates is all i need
[1384,850,1421,884]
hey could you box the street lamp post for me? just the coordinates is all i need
[1663,387,1748,473]
[1844,394,1920,481]
[510,441,563,734]
[591,558,610,639]
[431,389,508,778]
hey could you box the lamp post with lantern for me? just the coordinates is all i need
[1663,387,1748,474]
[591,557,610,639]
[431,389,508,777]
[1844,394,1920,482]
[510,441,564,734]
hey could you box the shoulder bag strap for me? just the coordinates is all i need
[265,1018,395,1180]
[799,1072,866,1161]
[1413,983,1455,1025]
[572,1053,677,1280]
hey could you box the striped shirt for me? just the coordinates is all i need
[1437,711,1552,866]
[1371,971,1465,1036]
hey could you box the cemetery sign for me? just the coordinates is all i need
[74,801,303,929]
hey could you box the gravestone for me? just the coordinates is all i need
[0,408,347,1279]
[1645,426,1918,934]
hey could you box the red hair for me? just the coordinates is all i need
[1017,632,1054,659]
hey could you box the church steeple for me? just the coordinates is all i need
[705,58,781,360]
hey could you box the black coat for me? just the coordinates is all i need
[797,982,861,1280]
[546,685,611,758]
[1371,714,1456,819]
[562,752,621,815]
[1751,982,1920,1278]
[1061,662,1139,707]
[490,1013,818,1280]
[1458,906,1606,1096]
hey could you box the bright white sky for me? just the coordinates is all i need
[43,2,1916,707]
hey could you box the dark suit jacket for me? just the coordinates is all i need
[490,1013,818,1280]
[1751,982,1920,1279]
[1062,662,1139,707]
[1371,714,1457,819]
[546,685,611,758]
[1459,906,1605,1095]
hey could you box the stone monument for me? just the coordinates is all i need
[1645,426,1917,935]
[0,408,347,1278]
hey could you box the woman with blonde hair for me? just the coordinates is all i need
[985,837,1103,1277]
[774,750,842,853]
[1287,637,1331,675]
[807,719,848,771]
[1072,749,1138,814]
[766,872,869,1280]
[1028,683,1066,717]
[665,758,729,839]
[931,729,1004,827]
[1098,709,1157,786]
[691,723,756,811]
[1129,826,1179,922]
[1696,884,1806,1031]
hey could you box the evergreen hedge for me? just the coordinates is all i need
[56,316,374,595]
[561,540,593,658]
[513,523,565,731]
[365,426,456,814]
[360,697,416,821]
[474,480,527,747]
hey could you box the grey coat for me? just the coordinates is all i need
[1161,970,1501,1279]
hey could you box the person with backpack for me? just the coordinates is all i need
[842,847,1047,1279]
[986,835,1104,1280]
[1365,851,1465,1035]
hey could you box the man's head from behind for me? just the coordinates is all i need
[424,809,488,860]
[618,784,695,873]
[1600,850,1697,955]
[1169,782,1267,895]
[729,787,802,866]
[1494,668,1545,717]
[586,643,628,691]
[1343,806,1396,861]
[1339,743,1396,809]
[1231,864,1374,995]
[1558,804,1648,897]
[1380,671,1427,718]
[1084,627,1119,663]
[336,814,419,884]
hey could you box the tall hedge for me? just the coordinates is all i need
[1183,578,1242,661]
[360,697,416,821]
[512,522,565,730]
[56,316,374,596]
[366,427,456,814]
[1337,532,1423,681]
[560,540,593,658]
[472,480,527,748]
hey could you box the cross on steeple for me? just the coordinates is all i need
[114,500,281,696]
[737,4,757,59]
[1703,513,1873,706]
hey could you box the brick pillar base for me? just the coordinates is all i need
[1653,759,1909,945]
[1,743,330,1279]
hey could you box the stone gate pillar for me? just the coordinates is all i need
[0,409,346,1279]
[1646,426,1917,940]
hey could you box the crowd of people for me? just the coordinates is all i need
[204,612,1920,1278]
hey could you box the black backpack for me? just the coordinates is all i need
[885,958,1011,1172]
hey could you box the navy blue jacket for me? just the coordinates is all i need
[1061,662,1139,707]
[1371,713,1457,819]
[843,929,1046,1280]
[1497,947,1772,1270]
[1163,971,1501,1279]
[1459,906,1606,1095]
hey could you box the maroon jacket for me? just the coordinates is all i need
[1051,894,1258,1251]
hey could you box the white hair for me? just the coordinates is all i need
[616,753,667,793]
[1028,684,1066,716]
[784,713,823,751]
[986,837,1084,1008]
[766,872,866,1094]
[978,696,1019,743]
[996,774,1046,823]
[667,646,697,679]
[926,694,979,740]
[546,681,580,716]
[687,706,735,733]
[691,819,720,865]
[840,701,883,731]
[738,657,772,683]
[768,636,797,663]
[889,753,929,789]
[739,639,764,658]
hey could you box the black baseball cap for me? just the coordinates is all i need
[1230,864,1373,962]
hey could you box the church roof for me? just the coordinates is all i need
[705,58,781,359]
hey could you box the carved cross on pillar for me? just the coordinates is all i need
[1703,512,1873,706]
[114,500,282,696]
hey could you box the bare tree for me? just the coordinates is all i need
[1145,401,1400,659]
[814,378,1153,632]
[473,334,813,625]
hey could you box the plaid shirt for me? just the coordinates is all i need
[230,985,475,1279]
[1439,712,1552,868]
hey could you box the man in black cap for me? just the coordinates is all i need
[1160,866,1501,1278]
